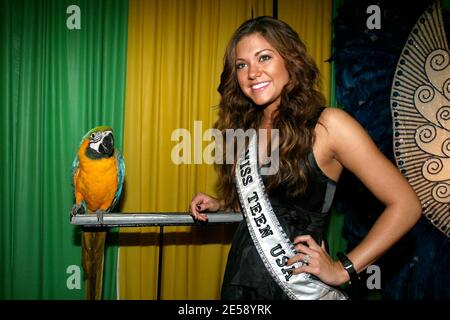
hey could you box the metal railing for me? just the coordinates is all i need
[70,212,242,300]
[70,212,243,227]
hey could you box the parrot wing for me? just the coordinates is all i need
[71,154,82,204]
[70,153,87,216]
[71,154,79,188]
[110,148,125,212]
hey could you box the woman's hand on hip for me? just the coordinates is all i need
[287,235,348,286]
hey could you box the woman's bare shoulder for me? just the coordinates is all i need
[318,107,354,129]
[318,107,368,140]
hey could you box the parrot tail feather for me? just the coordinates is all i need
[82,229,107,300]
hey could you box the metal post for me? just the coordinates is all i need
[273,0,278,19]
[157,225,164,300]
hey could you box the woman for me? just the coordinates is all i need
[189,16,421,300]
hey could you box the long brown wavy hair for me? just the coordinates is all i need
[215,16,326,210]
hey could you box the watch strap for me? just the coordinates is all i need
[337,252,361,284]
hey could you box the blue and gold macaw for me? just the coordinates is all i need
[70,126,125,300]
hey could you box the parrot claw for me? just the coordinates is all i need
[96,210,105,224]
[70,203,85,221]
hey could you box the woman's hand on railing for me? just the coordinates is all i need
[189,192,224,222]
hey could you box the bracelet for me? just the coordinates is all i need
[336,252,361,284]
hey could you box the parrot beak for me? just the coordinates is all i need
[99,133,114,156]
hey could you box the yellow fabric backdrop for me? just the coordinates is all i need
[279,0,333,103]
[119,0,272,300]
[119,0,332,300]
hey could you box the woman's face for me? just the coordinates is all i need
[235,33,289,110]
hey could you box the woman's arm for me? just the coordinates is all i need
[289,108,422,285]
[327,108,421,278]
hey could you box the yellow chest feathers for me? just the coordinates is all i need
[74,142,118,212]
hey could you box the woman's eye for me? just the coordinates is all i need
[260,54,271,62]
[236,63,246,70]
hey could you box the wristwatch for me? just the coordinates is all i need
[336,252,361,284]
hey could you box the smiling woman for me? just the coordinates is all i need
[190,16,421,300]
[214,16,329,212]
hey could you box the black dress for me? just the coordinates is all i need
[221,142,337,300]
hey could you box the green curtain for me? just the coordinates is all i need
[0,0,128,299]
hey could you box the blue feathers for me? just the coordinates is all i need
[112,148,125,212]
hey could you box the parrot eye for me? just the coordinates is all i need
[90,132,101,142]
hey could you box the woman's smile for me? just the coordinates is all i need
[250,81,271,92]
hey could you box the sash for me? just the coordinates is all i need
[235,132,347,300]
